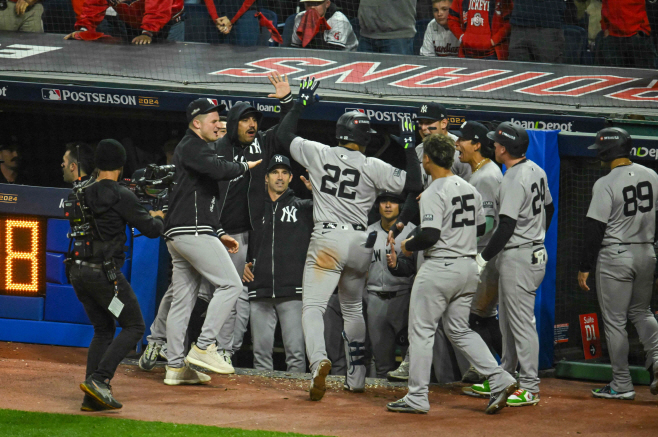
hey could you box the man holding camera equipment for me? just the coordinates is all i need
[162,98,261,385]
[68,139,165,411]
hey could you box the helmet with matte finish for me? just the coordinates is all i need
[336,111,377,147]
[486,122,529,157]
[589,127,632,162]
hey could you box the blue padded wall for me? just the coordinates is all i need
[0,295,44,321]
[44,283,90,324]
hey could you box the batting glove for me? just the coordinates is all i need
[397,116,416,149]
[475,253,487,277]
[297,77,320,107]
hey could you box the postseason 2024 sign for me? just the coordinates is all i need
[0,32,656,113]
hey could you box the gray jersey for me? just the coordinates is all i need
[587,163,658,245]
[367,222,416,292]
[420,175,485,258]
[469,160,503,249]
[416,133,471,189]
[499,160,552,248]
[290,137,407,228]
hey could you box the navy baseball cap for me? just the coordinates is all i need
[267,154,292,172]
[417,102,447,121]
[186,98,226,123]
[450,121,489,144]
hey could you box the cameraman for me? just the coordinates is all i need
[70,139,165,411]
[162,98,261,384]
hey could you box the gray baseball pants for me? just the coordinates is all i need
[302,226,371,373]
[497,245,546,394]
[596,244,658,393]
[367,290,410,378]
[324,293,347,375]
[165,234,242,368]
[250,297,306,373]
[406,258,515,412]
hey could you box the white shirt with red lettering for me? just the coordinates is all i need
[420,18,459,57]
[292,10,358,51]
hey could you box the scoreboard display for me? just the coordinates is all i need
[0,214,46,296]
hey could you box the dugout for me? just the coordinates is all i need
[1,32,658,377]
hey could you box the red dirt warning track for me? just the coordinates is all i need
[0,342,657,436]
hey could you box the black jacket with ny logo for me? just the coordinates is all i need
[248,188,313,300]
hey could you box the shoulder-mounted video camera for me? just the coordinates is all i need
[122,164,176,212]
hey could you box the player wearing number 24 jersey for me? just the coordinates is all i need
[578,128,658,400]
[276,78,423,402]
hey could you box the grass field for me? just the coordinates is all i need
[0,409,322,437]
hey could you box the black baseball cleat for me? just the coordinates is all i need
[80,394,111,412]
[386,398,428,414]
[80,376,122,410]
[485,382,518,414]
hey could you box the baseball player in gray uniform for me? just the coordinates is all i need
[578,128,658,400]
[453,121,504,382]
[387,133,517,415]
[469,122,555,407]
[276,78,423,401]
[367,192,416,378]
[387,102,471,382]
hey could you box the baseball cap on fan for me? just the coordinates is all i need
[417,102,448,121]
[186,98,226,123]
[450,121,489,144]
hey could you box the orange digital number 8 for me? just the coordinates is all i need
[6,220,40,292]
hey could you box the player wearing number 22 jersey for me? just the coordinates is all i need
[578,128,658,400]
[276,78,423,402]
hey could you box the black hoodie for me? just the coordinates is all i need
[83,178,164,266]
[216,97,293,235]
[247,188,313,300]
[164,129,248,239]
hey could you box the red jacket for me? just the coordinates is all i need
[449,0,513,59]
[601,0,651,37]
[75,0,184,33]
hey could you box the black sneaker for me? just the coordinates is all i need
[386,398,427,414]
[80,394,111,412]
[80,376,123,410]
[485,382,518,414]
[650,367,658,396]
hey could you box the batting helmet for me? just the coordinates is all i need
[336,111,376,147]
[588,127,632,162]
[487,122,529,157]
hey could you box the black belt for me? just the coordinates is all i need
[504,242,543,251]
[602,242,652,247]
[425,255,475,259]
[74,260,103,270]
[369,290,407,299]
[322,222,366,231]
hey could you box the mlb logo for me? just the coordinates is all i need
[346,108,365,114]
[42,89,61,101]
[209,98,219,106]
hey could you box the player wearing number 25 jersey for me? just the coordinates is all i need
[276,78,423,401]
[386,134,517,415]
[578,128,658,400]
[473,122,554,407]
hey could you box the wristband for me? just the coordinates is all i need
[141,30,154,38]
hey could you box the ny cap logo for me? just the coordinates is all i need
[420,105,428,113]
[275,155,283,162]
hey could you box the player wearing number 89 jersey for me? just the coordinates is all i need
[276,79,423,401]
[472,122,555,407]
[578,128,658,400]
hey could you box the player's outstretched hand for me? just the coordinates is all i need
[387,222,404,247]
[220,235,240,254]
[400,238,412,257]
[300,174,312,191]
[268,71,291,99]
[387,242,398,268]
[247,159,263,169]
[399,116,416,149]
[243,262,255,282]
[298,77,320,107]
[577,271,590,291]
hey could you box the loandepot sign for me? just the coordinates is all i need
[632,147,658,160]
